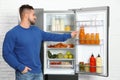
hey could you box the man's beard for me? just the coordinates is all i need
[30,20,35,25]
[28,18,36,25]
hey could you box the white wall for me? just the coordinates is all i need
[0,0,120,80]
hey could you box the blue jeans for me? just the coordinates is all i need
[15,71,43,80]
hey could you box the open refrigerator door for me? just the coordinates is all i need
[75,6,109,77]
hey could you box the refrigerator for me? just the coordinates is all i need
[35,6,109,79]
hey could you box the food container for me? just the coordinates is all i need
[84,63,90,72]
[79,62,84,72]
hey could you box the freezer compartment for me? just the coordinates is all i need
[44,11,75,32]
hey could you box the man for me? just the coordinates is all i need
[2,4,77,80]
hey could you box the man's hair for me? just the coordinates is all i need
[19,4,34,18]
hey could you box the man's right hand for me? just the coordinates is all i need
[21,66,31,74]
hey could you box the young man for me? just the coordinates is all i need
[2,4,77,80]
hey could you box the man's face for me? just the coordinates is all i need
[28,10,37,25]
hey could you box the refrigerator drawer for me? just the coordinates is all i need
[48,60,74,69]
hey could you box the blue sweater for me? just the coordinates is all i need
[2,25,71,73]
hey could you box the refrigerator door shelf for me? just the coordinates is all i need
[76,20,104,27]
[75,39,104,45]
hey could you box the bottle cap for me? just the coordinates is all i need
[98,54,100,57]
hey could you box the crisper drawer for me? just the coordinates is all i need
[48,60,74,69]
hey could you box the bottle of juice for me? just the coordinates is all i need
[90,33,95,44]
[90,54,96,72]
[95,33,100,45]
[79,25,85,44]
[85,33,90,44]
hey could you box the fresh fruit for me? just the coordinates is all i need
[64,54,69,59]
[68,54,73,59]
[66,51,71,55]
[57,53,64,58]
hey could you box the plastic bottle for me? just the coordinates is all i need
[90,33,95,44]
[79,25,85,44]
[55,16,60,31]
[95,33,100,45]
[90,54,96,72]
[60,17,65,31]
[96,54,102,73]
[52,17,56,31]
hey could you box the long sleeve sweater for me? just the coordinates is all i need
[2,25,71,73]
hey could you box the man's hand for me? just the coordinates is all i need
[71,31,78,38]
[21,66,31,74]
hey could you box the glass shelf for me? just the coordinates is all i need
[76,20,104,27]
[46,31,73,33]
[77,25,104,27]
[47,48,74,50]
[76,20,104,22]
[48,58,75,61]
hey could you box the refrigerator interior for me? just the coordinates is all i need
[43,11,76,75]
[75,7,108,77]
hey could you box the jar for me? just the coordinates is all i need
[84,63,90,72]
[79,62,84,72]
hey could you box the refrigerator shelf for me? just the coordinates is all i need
[74,39,104,45]
[76,20,104,22]
[76,20,104,27]
[77,71,103,76]
[48,58,75,61]
[76,43,103,46]
[47,48,74,50]
[46,31,74,33]
[76,25,104,27]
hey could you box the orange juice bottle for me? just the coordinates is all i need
[79,26,85,44]
[95,33,100,44]
[85,33,90,44]
[90,33,95,44]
